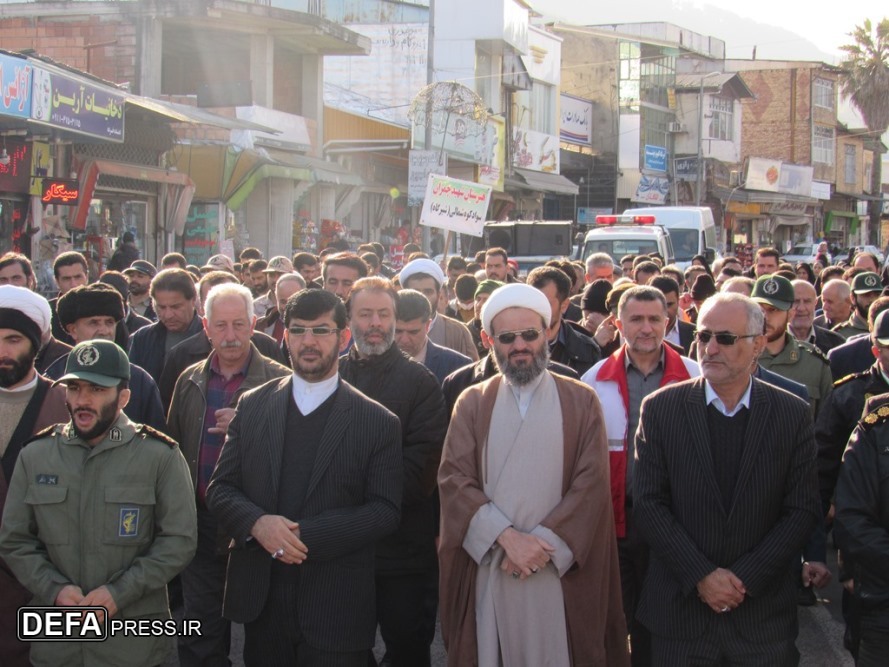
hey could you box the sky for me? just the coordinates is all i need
[532,0,887,63]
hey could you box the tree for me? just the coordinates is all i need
[839,18,889,246]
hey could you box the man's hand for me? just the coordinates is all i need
[55,585,85,606]
[496,527,553,578]
[696,568,746,613]
[80,586,118,623]
[250,515,307,565]
[207,408,236,436]
[594,315,618,348]
[802,561,832,589]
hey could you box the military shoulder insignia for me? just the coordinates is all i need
[798,340,829,364]
[137,425,178,448]
[861,404,889,429]
[21,424,64,449]
[109,427,122,442]
[834,373,861,388]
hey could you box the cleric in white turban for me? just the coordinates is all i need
[480,283,551,335]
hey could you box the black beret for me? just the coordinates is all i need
[581,279,612,315]
[57,283,125,328]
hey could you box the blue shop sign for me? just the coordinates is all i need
[644,145,668,172]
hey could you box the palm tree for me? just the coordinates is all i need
[838,18,889,246]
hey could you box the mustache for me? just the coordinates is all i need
[218,340,243,349]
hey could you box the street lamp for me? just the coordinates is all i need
[696,71,722,206]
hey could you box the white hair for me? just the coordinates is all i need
[204,282,254,322]
[698,291,764,336]
[822,278,851,300]
[275,272,306,293]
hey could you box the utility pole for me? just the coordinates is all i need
[696,72,720,206]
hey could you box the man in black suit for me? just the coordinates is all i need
[634,291,820,665]
[206,289,403,666]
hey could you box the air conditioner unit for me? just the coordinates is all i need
[667,122,685,133]
[729,170,741,187]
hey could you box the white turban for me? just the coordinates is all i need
[0,284,52,346]
[481,283,551,335]
[398,258,445,289]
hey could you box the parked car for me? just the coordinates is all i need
[782,243,832,266]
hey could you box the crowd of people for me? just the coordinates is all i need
[0,236,887,666]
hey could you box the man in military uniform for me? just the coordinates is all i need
[834,393,889,666]
[0,339,197,666]
[753,274,833,415]
[833,272,883,340]
[816,310,889,509]
[752,274,834,606]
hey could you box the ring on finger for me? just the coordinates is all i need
[272,547,285,559]
[511,571,520,579]
[720,606,729,613]
[531,567,540,574]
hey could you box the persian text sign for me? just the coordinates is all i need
[40,179,80,206]
[644,145,668,172]
[0,53,32,118]
[420,175,491,238]
[560,94,592,145]
[632,175,670,205]
[408,150,446,207]
[31,67,125,141]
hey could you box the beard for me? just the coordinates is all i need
[352,325,395,357]
[0,346,37,388]
[294,343,339,382]
[128,282,148,297]
[493,343,549,386]
[66,396,120,442]
[855,302,870,320]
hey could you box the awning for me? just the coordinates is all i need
[772,214,812,227]
[712,185,818,206]
[266,150,364,187]
[125,96,282,133]
[72,158,195,234]
[507,168,579,196]
[224,162,313,211]
[825,210,860,235]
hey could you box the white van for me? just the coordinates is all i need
[626,206,719,270]
[581,214,675,266]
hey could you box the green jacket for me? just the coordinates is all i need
[759,333,833,415]
[832,311,869,340]
[0,413,197,666]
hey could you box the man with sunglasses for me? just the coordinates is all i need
[166,282,290,666]
[206,288,402,666]
[581,285,700,665]
[634,292,820,665]
[439,283,629,666]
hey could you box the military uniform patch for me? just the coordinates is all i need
[119,507,140,537]
[110,428,122,442]
[36,474,58,485]
[137,425,178,448]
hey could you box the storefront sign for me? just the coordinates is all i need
[673,156,698,181]
[40,178,80,205]
[644,145,668,173]
[30,66,125,141]
[560,94,592,145]
[0,53,33,119]
[182,203,220,267]
[632,175,670,205]
[408,150,445,207]
[745,157,813,197]
[0,139,32,192]
[420,174,492,238]
[727,201,761,215]
[512,128,559,173]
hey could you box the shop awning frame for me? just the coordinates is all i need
[824,210,860,235]
[72,158,196,234]
[506,168,579,196]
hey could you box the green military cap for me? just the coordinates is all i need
[852,272,882,295]
[55,340,131,388]
[474,279,504,300]
[751,274,794,311]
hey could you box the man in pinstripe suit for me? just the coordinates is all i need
[634,292,820,666]
[206,289,403,666]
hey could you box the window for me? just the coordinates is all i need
[529,82,555,133]
[708,96,734,141]
[814,78,835,110]
[844,144,857,185]
[813,125,835,165]
[619,42,641,113]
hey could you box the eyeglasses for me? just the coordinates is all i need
[495,328,543,345]
[694,330,758,346]
[287,326,340,337]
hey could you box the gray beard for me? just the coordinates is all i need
[493,344,549,386]
[353,328,395,357]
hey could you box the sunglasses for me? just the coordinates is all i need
[287,326,340,337]
[694,330,758,346]
[495,328,543,345]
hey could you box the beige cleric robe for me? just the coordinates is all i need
[439,372,629,667]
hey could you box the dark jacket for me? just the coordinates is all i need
[828,333,873,381]
[441,353,579,417]
[107,242,140,272]
[126,309,152,334]
[634,377,819,643]
[815,362,889,506]
[755,365,810,402]
[48,296,74,346]
[677,319,695,356]
[550,319,601,377]
[339,343,448,574]
[807,325,846,356]
[43,355,166,433]
[834,394,889,610]
[423,340,472,385]
[158,329,285,410]
[34,337,71,376]
[128,313,204,394]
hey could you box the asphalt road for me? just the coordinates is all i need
[162,545,854,666]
